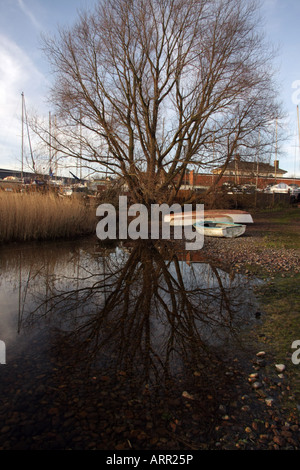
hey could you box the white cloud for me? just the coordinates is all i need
[0,34,47,169]
[17,0,42,31]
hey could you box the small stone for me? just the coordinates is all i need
[256,351,266,357]
[275,364,286,373]
[241,405,250,412]
[265,398,274,407]
[251,421,259,431]
[182,391,195,400]
[273,436,285,447]
[248,377,257,383]
[252,381,262,389]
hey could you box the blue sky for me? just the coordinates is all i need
[0,0,300,177]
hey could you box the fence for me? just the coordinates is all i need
[190,190,298,211]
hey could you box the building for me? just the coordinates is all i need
[213,158,287,179]
[178,159,300,192]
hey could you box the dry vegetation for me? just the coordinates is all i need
[0,192,97,242]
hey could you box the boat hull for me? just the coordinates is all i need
[169,215,233,226]
[165,210,253,226]
[194,221,246,238]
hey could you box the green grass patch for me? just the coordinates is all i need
[253,274,300,403]
[268,209,300,225]
[255,207,300,219]
[253,208,300,250]
[260,232,300,250]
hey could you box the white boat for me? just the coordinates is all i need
[169,214,233,226]
[165,209,253,226]
[205,210,253,224]
[194,221,246,238]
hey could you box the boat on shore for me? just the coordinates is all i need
[165,209,253,226]
[194,221,246,238]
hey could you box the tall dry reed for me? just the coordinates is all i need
[0,192,97,242]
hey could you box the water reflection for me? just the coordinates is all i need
[2,240,257,380]
[0,238,259,450]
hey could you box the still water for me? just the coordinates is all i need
[0,237,260,450]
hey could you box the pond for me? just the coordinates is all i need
[0,237,260,450]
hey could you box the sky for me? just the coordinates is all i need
[0,0,300,177]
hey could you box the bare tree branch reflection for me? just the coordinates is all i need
[21,241,256,391]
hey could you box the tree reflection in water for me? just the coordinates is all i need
[0,239,261,449]
[26,240,256,392]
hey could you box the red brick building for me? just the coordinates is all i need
[180,160,300,191]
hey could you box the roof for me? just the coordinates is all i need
[214,160,287,175]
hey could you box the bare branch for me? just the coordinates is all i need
[33,0,282,204]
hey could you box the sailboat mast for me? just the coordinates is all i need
[49,111,52,176]
[21,92,24,180]
[297,106,300,170]
[275,117,278,181]
[54,115,58,180]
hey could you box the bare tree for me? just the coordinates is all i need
[35,0,282,205]
[24,240,252,384]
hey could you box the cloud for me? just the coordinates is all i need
[17,0,42,31]
[0,35,47,168]
[0,34,46,105]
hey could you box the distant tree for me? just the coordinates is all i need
[35,0,282,205]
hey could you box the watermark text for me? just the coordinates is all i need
[291,340,300,365]
[292,80,300,105]
[96,197,204,251]
[0,340,6,364]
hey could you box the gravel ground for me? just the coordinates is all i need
[211,348,300,450]
[200,233,300,276]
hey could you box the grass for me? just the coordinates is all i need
[253,274,300,405]
[0,191,97,242]
[254,208,300,250]
[239,208,300,408]
[257,208,300,222]
[260,232,300,250]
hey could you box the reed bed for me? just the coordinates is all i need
[0,191,97,242]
